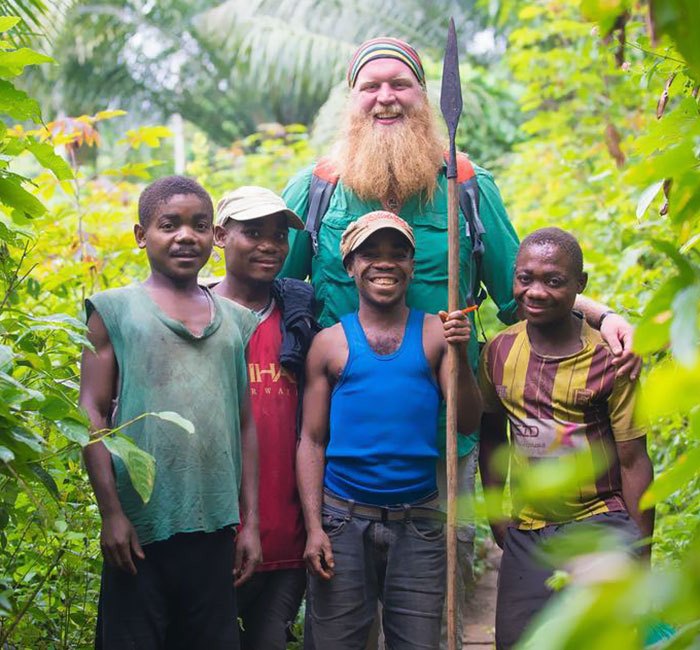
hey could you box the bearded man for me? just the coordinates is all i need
[282,37,639,648]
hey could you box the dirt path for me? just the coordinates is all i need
[463,543,501,649]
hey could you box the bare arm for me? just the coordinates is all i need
[437,310,483,434]
[617,436,654,561]
[478,411,510,548]
[297,329,335,580]
[80,310,144,574]
[234,390,261,586]
[574,295,641,380]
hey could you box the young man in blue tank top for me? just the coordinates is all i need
[297,211,483,649]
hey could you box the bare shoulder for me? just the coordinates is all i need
[308,323,348,381]
[311,323,345,351]
[308,323,347,363]
[85,309,112,349]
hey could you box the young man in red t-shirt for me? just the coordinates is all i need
[212,186,319,649]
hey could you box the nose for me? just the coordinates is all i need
[373,258,396,269]
[526,281,548,298]
[175,226,196,242]
[377,82,396,105]
[257,237,280,252]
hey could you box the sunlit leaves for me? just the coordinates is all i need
[0,47,53,78]
[152,410,195,435]
[24,141,73,182]
[636,358,700,421]
[641,444,700,510]
[0,79,40,121]
[580,0,631,35]
[636,181,664,219]
[0,17,21,33]
[650,0,700,80]
[120,125,173,150]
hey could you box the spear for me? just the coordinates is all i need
[440,17,463,650]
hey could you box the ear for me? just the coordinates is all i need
[578,271,588,294]
[214,224,228,248]
[133,223,146,249]
[345,254,355,278]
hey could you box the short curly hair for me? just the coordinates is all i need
[138,176,213,226]
[519,227,583,275]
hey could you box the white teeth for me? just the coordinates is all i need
[372,278,396,285]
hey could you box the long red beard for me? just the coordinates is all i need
[331,99,446,205]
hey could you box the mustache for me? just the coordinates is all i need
[372,106,403,118]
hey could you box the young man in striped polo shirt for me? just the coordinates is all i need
[478,227,654,650]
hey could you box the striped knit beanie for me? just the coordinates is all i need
[347,37,426,89]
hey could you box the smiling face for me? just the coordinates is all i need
[351,58,426,127]
[214,212,289,285]
[347,228,414,309]
[514,242,587,328]
[134,193,213,283]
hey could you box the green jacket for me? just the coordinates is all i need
[281,161,520,456]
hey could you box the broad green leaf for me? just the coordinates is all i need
[30,464,59,500]
[581,0,630,34]
[670,284,700,366]
[640,444,700,509]
[651,0,700,80]
[0,370,44,404]
[0,48,54,78]
[0,79,40,121]
[636,181,664,219]
[25,140,73,181]
[633,312,671,355]
[0,176,45,218]
[39,396,71,420]
[103,434,156,504]
[152,411,195,435]
[636,359,700,420]
[649,239,696,284]
[55,418,90,446]
[0,17,21,33]
[10,427,45,453]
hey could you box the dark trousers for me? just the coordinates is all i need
[96,529,239,650]
[308,506,446,650]
[236,568,306,650]
[495,511,642,650]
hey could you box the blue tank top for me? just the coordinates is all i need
[325,309,442,505]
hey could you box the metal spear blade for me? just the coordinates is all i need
[440,17,463,179]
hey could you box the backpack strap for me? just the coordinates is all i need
[305,157,340,255]
[446,152,487,306]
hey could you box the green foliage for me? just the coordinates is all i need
[497,0,700,646]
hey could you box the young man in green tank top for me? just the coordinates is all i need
[80,176,261,649]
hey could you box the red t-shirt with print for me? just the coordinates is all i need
[245,303,305,570]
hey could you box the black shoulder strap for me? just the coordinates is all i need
[305,158,339,255]
[451,153,487,306]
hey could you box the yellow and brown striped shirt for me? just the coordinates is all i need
[479,320,643,529]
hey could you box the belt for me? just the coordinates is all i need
[323,492,446,523]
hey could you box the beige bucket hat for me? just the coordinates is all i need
[215,186,304,229]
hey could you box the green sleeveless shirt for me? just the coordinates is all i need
[86,285,258,545]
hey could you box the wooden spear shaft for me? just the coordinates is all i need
[446,169,460,650]
[440,18,463,650]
